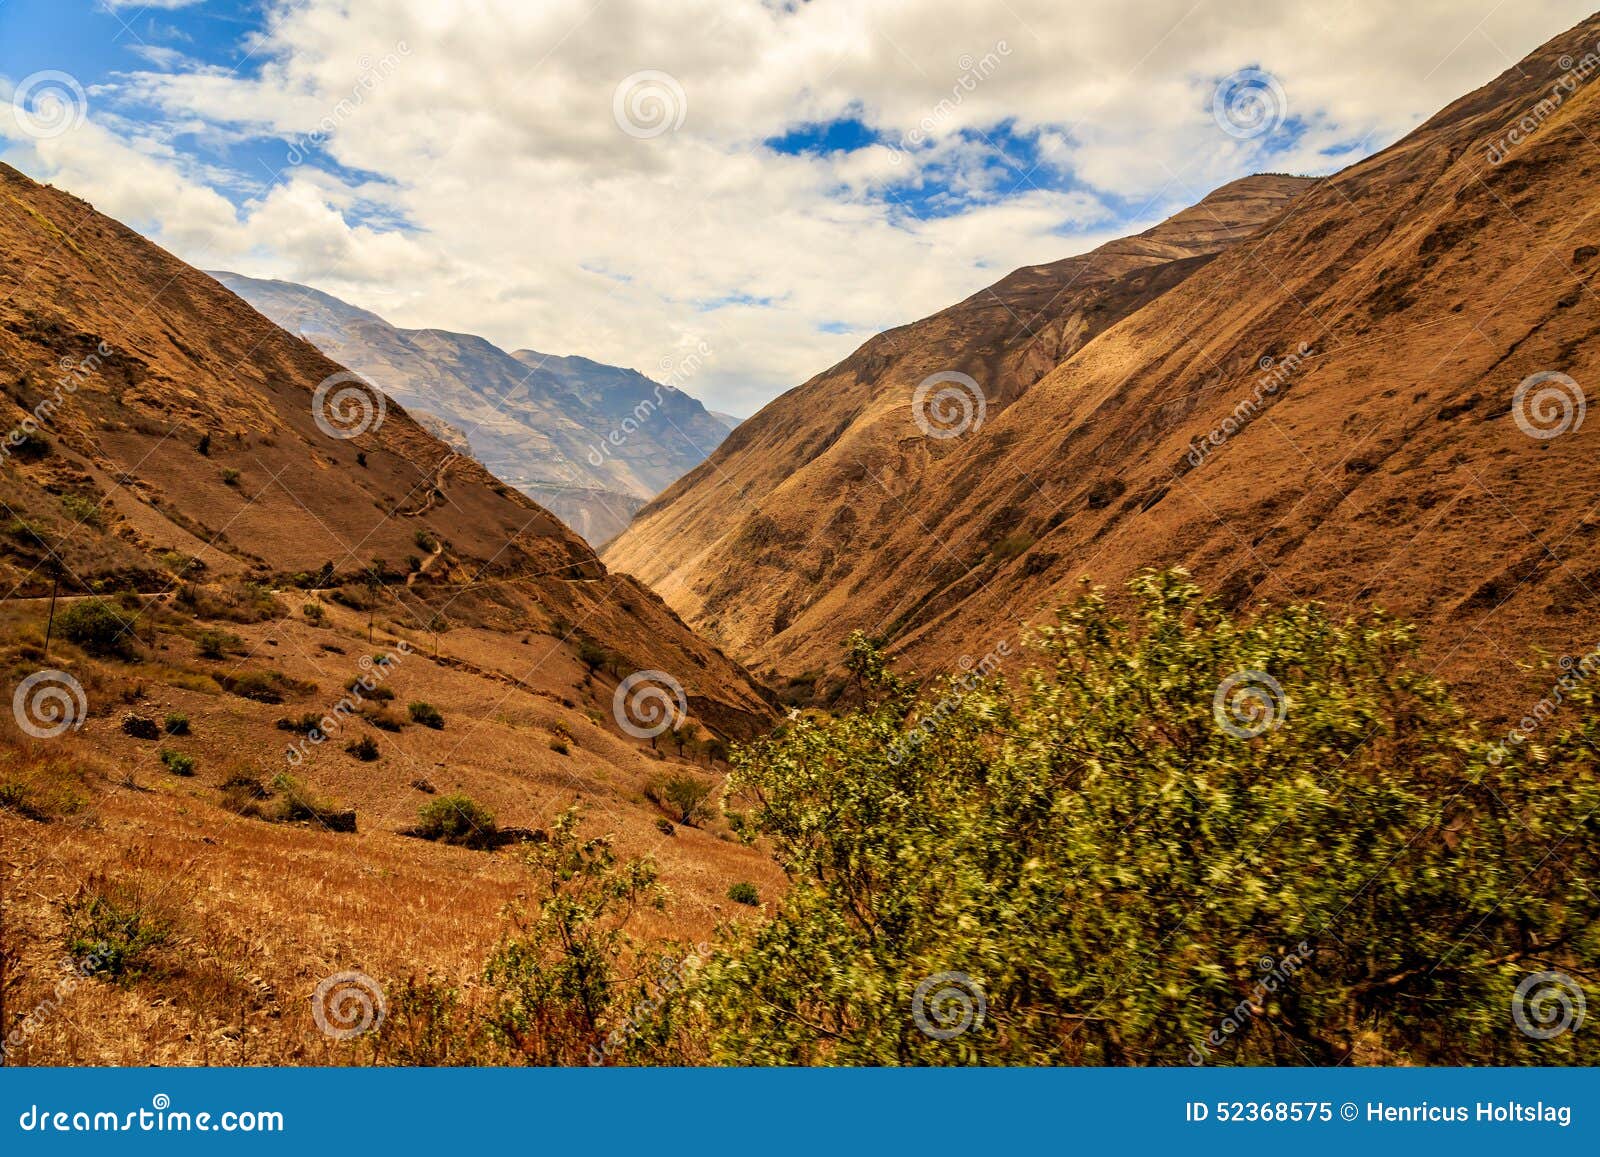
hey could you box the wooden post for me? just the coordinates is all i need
[43,570,60,659]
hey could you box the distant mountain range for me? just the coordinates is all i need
[605,13,1600,715]
[210,272,734,545]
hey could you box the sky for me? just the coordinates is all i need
[0,0,1595,417]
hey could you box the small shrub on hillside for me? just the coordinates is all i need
[726,882,759,907]
[0,750,88,821]
[61,874,176,981]
[60,493,102,527]
[414,794,498,849]
[159,748,196,776]
[219,670,313,704]
[655,817,675,837]
[162,712,190,736]
[548,738,569,755]
[195,629,239,659]
[366,708,404,732]
[220,468,241,487]
[302,602,325,624]
[11,430,50,460]
[346,677,394,702]
[120,713,159,740]
[408,701,444,729]
[645,773,715,827]
[57,598,139,659]
[346,734,380,762]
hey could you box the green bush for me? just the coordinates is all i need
[645,773,714,827]
[195,629,239,659]
[162,712,190,736]
[57,598,139,659]
[414,794,498,848]
[158,748,196,776]
[689,571,1600,1066]
[408,701,445,729]
[62,875,175,980]
[726,882,759,906]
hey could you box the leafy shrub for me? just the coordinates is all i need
[57,598,139,659]
[159,748,196,776]
[268,773,356,832]
[302,602,325,624]
[346,734,380,761]
[219,670,313,704]
[484,806,664,1064]
[690,572,1600,1065]
[408,701,444,729]
[549,738,569,755]
[60,493,102,527]
[195,629,239,659]
[645,773,715,827]
[413,794,498,849]
[62,874,175,980]
[726,882,759,907]
[220,467,241,486]
[346,677,394,702]
[162,712,190,736]
[655,817,675,837]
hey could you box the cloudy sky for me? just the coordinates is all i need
[1,0,1594,415]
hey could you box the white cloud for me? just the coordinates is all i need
[7,0,1598,415]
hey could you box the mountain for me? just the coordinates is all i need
[709,410,743,432]
[209,272,732,546]
[605,15,1600,712]
[0,160,771,733]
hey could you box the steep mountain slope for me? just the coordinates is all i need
[604,173,1311,659]
[210,272,731,545]
[0,162,769,733]
[605,16,1600,712]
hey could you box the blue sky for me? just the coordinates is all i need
[1,0,1591,415]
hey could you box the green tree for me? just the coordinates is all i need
[484,807,665,1064]
[693,570,1600,1066]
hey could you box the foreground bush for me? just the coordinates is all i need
[690,571,1600,1065]
[413,794,498,848]
[56,598,139,659]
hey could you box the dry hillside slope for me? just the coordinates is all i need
[606,16,1600,712]
[0,160,781,1061]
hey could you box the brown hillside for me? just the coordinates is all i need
[0,161,779,1062]
[604,17,1600,712]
